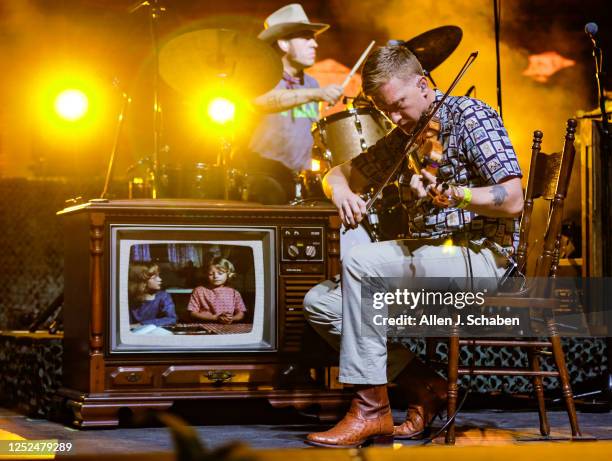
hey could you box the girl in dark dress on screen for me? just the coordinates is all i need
[128,262,177,327]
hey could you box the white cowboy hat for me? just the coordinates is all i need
[258,3,329,44]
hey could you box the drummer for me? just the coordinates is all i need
[247,3,343,204]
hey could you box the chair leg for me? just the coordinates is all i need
[445,335,460,445]
[548,329,581,437]
[527,347,550,436]
[425,337,437,364]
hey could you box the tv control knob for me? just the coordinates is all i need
[304,245,317,258]
[287,244,300,258]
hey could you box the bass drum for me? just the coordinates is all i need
[312,107,392,166]
[158,163,247,200]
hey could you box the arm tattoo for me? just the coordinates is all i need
[490,184,508,206]
[267,94,283,109]
[264,91,300,111]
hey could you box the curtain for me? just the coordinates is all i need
[130,244,151,262]
[167,244,203,267]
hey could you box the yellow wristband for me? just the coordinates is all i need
[456,187,472,209]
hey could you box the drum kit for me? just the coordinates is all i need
[126,17,463,244]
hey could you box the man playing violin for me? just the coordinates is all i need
[304,45,523,447]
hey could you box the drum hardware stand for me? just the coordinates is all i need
[100,80,131,199]
[217,133,236,200]
[211,78,240,200]
[130,0,166,198]
[293,173,305,203]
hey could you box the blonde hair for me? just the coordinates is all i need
[362,45,424,97]
[128,262,160,303]
[208,257,236,280]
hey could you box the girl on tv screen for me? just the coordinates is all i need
[187,257,247,324]
[128,261,177,327]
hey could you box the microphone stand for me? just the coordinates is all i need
[493,0,503,119]
[591,34,611,252]
[588,31,612,409]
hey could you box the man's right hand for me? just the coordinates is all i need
[316,84,343,105]
[332,188,367,228]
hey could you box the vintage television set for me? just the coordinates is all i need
[57,199,347,427]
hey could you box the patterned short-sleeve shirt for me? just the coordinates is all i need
[352,90,523,254]
[187,285,247,317]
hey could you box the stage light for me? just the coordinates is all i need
[311,158,321,172]
[54,89,89,121]
[207,97,235,124]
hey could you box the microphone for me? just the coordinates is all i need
[585,22,599,46]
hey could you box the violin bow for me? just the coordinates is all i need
[364,51,479,212]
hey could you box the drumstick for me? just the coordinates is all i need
[341,40,376,89]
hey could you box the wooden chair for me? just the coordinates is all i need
[444,118,582,444]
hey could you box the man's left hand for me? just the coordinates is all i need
[410,169,446,197]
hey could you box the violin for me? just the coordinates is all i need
[404,115,455,208]
[406,116,442,176]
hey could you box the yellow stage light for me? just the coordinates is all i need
[29,65,110,149]
[54,89,89,121]
[207,97,235,124]
[311,158,321,172]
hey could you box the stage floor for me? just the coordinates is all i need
[0,406,610,458]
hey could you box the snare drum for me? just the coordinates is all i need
[312,108,392,166]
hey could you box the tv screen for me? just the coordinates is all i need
[109,225,276,353]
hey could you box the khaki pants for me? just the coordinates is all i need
[303,239,507,385]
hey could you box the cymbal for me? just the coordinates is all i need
[403,25,463,72]
[159,28,282,97]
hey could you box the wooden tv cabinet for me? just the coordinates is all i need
[56,199,350,428]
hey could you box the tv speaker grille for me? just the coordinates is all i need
[281,277,322,352]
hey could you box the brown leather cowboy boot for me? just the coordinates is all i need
[306,384,394,448]
[392,359,447,439]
